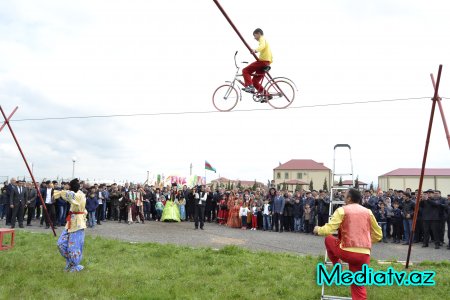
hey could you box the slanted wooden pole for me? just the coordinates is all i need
[405,65,443,268]
[0,106,56,236]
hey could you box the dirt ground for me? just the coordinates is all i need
[2,218,449,262]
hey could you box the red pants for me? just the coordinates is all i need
[242,61,270,93]
[252,215,258,229]
[325,235,370,300]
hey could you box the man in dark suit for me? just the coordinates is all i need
[433,190,447,246]
[10,180,27,228]
[41,181,56,229]
[5,178,16,226]
[194,185,207,230]
[25,182,37,226]
[421,190,442,249]
[446,194,450,250]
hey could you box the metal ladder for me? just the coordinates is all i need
[321,144,354,300]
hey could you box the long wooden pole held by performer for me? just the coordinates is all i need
[405,65,443,269]
[0,106,57,236]
[213,0,258,61]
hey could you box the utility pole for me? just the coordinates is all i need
[72,157,77,179]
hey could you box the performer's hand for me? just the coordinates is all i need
[10,204,14,208]
[313,226,319,235]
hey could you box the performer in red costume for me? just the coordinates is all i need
[314,188,382,300]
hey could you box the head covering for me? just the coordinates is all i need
[69,178,80,193]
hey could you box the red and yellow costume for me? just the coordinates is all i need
[318,203,382,300]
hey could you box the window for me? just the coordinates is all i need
[297,173,303,179]
[284,172,289,179]
[277,172,281,179]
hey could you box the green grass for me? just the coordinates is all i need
[0,231,449,300]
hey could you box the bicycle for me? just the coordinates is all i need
[212,51,297,112]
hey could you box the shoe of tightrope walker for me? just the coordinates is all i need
[242,85,255,93]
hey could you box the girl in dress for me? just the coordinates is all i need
[161,195,180,222]
[227,198,242,228]
[217,194,229,225]
[177,190,186,221]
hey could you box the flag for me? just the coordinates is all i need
[205,160,216,173]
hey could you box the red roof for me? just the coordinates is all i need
[209,177,265,186]
[274,159,330,171]
[380,168,450,176]
[342,180,367,185]
[285,179,309,185]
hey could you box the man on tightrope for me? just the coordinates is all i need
[242,28,273,102]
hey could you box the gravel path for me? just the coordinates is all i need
[3,219,449,262]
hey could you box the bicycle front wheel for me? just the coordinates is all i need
[266,80,295,109]
[212,84,239,112]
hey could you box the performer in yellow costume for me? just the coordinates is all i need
[54,178,87,272]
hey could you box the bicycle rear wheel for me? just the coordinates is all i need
[212,84,239,112]
[266,79,295,109]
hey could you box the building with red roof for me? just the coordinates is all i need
[378,168,450,195]
[273,159,332,191]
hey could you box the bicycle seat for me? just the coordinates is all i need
[263,66,271,72]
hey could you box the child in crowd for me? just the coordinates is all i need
[251,202,258,230]
[217,194,228,225]
[134,188,145,224]
[155,196,165,221]
[262,199,271,231]
[86,187,99,228]
[384,197,393,239]
[176,191,186,221]
[293,197,303,232]
[375,201,388,243]
[391,201,403,243]
[304,204,312,233]
[239,203,249,230]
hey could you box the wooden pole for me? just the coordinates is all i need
[0,106,56,236]
[430,74,450,149]
[405,65,443,268]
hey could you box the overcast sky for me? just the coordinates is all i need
[0,0,449,185]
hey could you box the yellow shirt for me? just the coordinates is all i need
[54,190,87,233]
[256,36,273,63]
[318,206,382,255]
